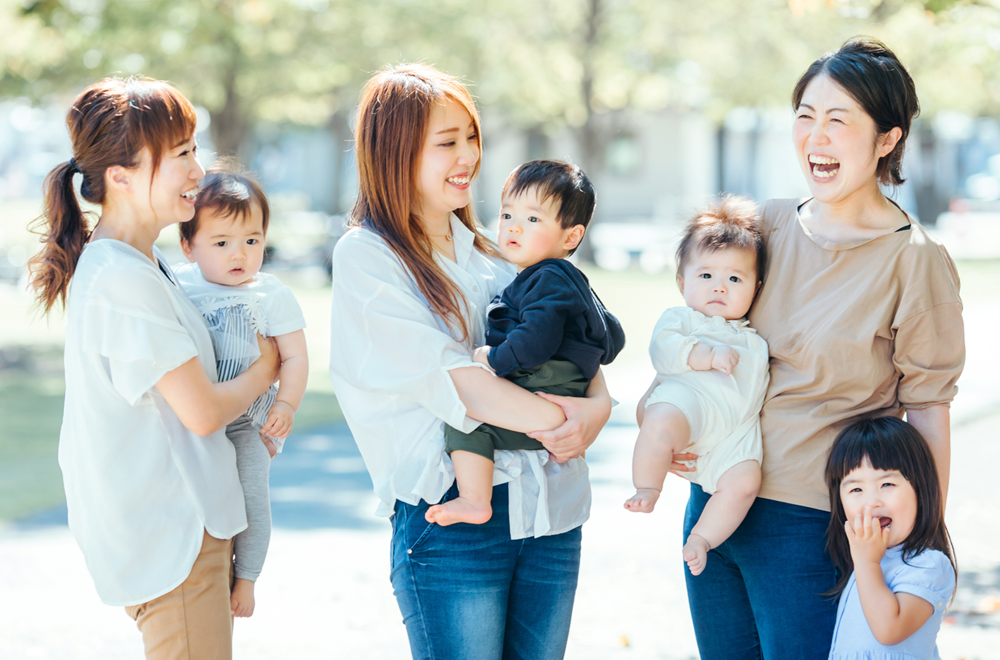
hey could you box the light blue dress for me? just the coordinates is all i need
[829,546,955,659]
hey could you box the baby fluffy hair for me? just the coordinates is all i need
[675,195,765,281]
[179,159,270,243]
[502,160,595,251]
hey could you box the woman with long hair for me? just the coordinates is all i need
[329,64,613,659]
[30,77,279,659]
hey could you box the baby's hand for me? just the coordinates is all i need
[710,346,740,376]
[473,346,494,372]
[262,401,295,440]
[845,505,890,567]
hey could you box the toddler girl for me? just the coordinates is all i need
[825,416,956,658]
[626,196,769,577]
[175,165,309,617]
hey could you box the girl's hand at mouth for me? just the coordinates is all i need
[845,504,890,566]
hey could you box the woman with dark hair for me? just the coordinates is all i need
[328,64,612,659]
[30,77,279,659]
[670,38,964,657]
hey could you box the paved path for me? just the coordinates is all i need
[2,304,999,659]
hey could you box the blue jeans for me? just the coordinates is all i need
[390,482,582,660]
[683,484,837,659]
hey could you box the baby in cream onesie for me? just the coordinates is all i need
[625,196,769,577]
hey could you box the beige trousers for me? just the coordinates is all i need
[125,531,235,660]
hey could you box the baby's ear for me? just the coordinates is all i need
[180,237,196,263]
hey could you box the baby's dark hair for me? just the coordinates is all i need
[179,160,270,243]
[824,416,956,599]
[501,159,595,255]
[675,196,765,282]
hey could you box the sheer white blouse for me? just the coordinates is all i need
[59,240,247,606]
[328,215,591,539]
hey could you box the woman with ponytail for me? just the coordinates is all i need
[329,64,612,659]
[30,77,279,659]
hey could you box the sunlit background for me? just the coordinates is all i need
[2,0,1000,658]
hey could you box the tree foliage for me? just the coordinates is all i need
[3,0,999,165]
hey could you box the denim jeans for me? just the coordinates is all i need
[683,483,837,659]
[390,482,582,660]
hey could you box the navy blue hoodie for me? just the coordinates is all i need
[486,258,625,379]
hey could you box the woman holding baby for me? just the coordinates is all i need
[328,64,614,659]
[676,37,964,658]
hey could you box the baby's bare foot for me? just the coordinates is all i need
[624,488,660,513]
[425,497,491,526]
[683,533,712,576]
[230,578,255,618]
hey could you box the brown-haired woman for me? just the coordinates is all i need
[329,64,613,659]
[674,38,964,658]
[30,77,279,659]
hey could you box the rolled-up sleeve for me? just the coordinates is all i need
[329,235,484,432]
[894,301,965,409]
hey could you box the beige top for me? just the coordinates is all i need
[747,198,965,512]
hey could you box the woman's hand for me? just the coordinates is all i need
[845,505,889,567]
[669,452,698,474]
[527,370,612,463]
[528,391,609,462]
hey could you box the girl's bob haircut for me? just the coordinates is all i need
[824,416,956,598]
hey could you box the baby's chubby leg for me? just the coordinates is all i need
[683,460,761,576]
[625,403,691,513]
[425,451,494,526]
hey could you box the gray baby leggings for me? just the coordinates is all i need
[227,414,272,582]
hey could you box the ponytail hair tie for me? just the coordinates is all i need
[68,158,81,174]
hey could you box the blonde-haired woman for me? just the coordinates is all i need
[329,64,612,659]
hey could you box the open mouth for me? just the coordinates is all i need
[446,175,471,187]
[808,154,840,180]
[181,189,198,201]
[878,516,892,529]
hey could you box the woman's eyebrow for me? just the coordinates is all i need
[799,103,849,115]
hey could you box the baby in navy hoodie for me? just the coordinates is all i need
[426,160,625,527]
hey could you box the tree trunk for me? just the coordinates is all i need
[574,0,603,263]
[210,65,250,159]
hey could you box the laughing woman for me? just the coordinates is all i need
[329,64,612,660]
[674,38,965,658]
[30,77,278,659]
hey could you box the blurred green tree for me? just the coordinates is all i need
[3,0,999,211]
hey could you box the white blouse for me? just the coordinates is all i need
[59,240,247,606]
[328,215,591,539]
[173,262,306,449]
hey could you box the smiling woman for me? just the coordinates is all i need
[28,77,279,660]
[681,38,965,660]
[329,64,613,660]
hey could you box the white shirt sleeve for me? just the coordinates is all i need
[330,232,483,433]
[79,265,199,406]
[649,307,699,376]
[263,284,307,337]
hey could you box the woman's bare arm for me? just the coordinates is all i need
[156,336,280,437]
[528,368,612,462]
[450,366,566,433]
[906,405,950,505]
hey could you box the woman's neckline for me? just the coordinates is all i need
[795,197,911,252]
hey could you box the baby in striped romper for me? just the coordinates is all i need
[175,164,308,619]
